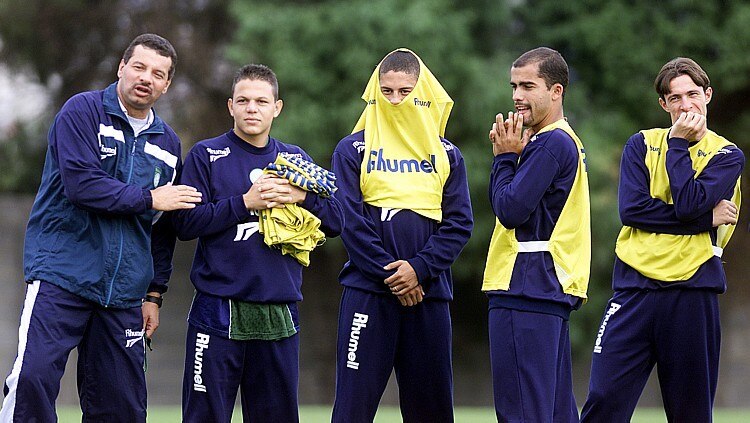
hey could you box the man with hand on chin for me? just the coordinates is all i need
[483,46,591,422]
[581,58,744,422]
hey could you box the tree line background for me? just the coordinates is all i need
[1,0,749,407]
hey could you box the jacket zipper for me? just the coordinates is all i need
[105,136,138,306]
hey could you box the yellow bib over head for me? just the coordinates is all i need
[482,119,591,299]
[615,128,741,281]
[354,48,452,222]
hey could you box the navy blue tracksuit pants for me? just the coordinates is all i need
[182,323,300,423]
[332,287,454,423]
[0,281,147,423]
[581,289,720,423]
[489,307,578,423]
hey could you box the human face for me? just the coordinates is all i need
[510,63,563,133]
[228,78,283,147]
[116,45,173,119]
[379,71,418,105]
[659,74,712,125]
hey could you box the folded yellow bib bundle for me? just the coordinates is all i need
[258,153,336,266]
[354,48,453,222]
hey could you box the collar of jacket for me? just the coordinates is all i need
[102,82,166,135]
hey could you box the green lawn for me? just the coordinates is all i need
[56,406,750,422]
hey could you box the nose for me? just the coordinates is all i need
[512,87,523,102]
[387,94,403,105]
[679,97,692,112]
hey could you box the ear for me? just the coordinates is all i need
[658,97,669,113]
[704,86,713,105]
[551,83,564,101]
[162,79,171,94]
[273,99,283,118]
[117,60,125,78]
[227,98,234,118]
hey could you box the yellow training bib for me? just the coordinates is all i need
[482,119,591,299]
[615,128,741,281]
[355,49,452,222]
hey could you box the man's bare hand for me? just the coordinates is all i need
[142,292,161,339]
[489,112,530,156]
[384,260,419,295]
[243,174,306,210]
[712,199,738,227]
[397,285,425,307]
[151,184,202,211]
[671,111,707,141]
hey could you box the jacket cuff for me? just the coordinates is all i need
[143,189,153,211]
[300,191,317,210]
[407,256,431,289]
[667,137,690,150]
[230,195,254,220]
[147,282,168,295]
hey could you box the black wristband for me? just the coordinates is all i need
[143,294,163,308]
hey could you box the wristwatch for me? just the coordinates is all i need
[143,294,163,308]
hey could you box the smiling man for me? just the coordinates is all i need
[172,64,343,423]
[482,46,591,422]
[0,33,202,422]
[581,58,744,422]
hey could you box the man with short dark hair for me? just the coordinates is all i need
[0,33,201,422]
[483,46,591,422]
[581,57,744,422]
[331,49,473,422]
[174,63,343,423]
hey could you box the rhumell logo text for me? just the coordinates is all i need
[207,147,231,162]
[593,302,621,353]
[193,333,210,392]
[124,329,144,348]
[366,149,436,174]
[413,98,431,108]
[99,143,117,160]
[346,313,369,370]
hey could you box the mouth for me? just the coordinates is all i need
[515,104,530,115]
[134,84,152,97]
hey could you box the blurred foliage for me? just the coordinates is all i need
[1,0,749,357]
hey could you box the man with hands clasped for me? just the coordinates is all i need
[581,58,744,422]
[482,47,591,422]
[331,49,473,422]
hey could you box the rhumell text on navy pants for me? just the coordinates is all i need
[488,307,578,423]
[580,289,720,423]
[0,281,147,423]
[181,323,300,423]
[332,286,454,423]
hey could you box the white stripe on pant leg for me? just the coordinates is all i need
[0,281,41,422]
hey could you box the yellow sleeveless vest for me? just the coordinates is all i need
[482,119,591,299]
[615,128,741,281]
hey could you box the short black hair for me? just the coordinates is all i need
[231,64,279,100]
[513,47,569,97]
[379,50,420,78]
[654,57,710,100]
[122,33,177,80]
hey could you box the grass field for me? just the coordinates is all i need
[57,405,750,422]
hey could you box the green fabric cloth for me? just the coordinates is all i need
[229,300,297,341]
